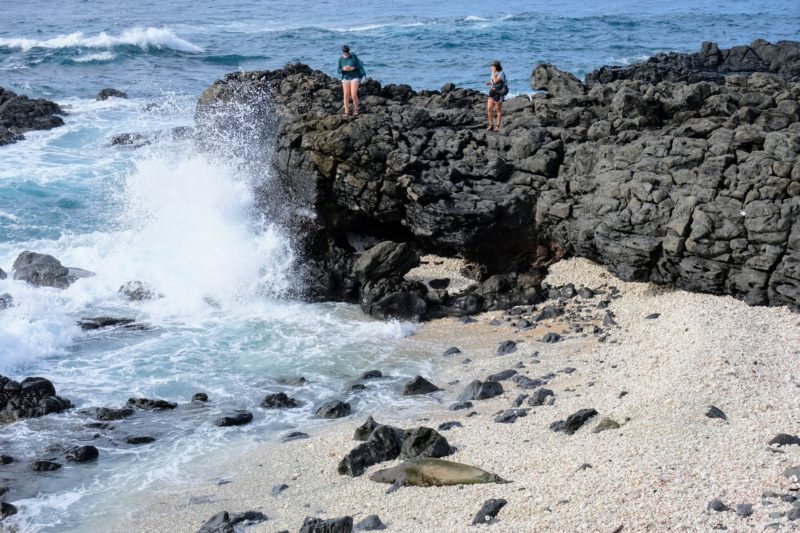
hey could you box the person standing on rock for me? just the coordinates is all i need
[486,60,508,131]
[338,45,366,116]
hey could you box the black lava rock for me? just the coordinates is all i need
[31,460,61,472]
[458,380,503,401]
[541,332,562,343]
[736,503,753,517]
[400,426,454,459]
[66,445,99,462]
[282,431,310,442]
[360,370,383,380]
[527,388,555,406]
[402,375,441,395]
[215,410,253,427]
[338,424,404,477]
[197,510,268,533]
[486,369,517,382]
[299,516,354,533]
[96,88,128,101]
[429,278,450,289]
[705,405,727,421]
[355,514,386,530]
[442,347,462,357]
[708,499,730,512]
[495,409,527,424]
[645,313,661,319]
[471,498,508,525]
[260,392,300,409]
[127,398,177,410]
[768,434,800,446]
[449,401,473,411]
[95,407,134,421]
[0,502,17,520]
[550,408,598,435]
[354,416,380,441]
[496,340,517,355]
[126,436,156,445]
[0,374,72,423]
[438,421,463,431]
[192,392,209,402]
[315,400,352,419]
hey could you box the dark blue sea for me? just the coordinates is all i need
[0,1,798,530]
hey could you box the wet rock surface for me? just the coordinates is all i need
[0,375,72,424]
[0,87,64,146]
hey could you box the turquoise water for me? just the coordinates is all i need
[0,1,798,531]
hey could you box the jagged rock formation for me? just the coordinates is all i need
[0,87,64,146]
[196,39,800,317]
[586,39,800,85]
[0,375,72,424]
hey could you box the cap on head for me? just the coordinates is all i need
[342,44,350,53]
[491,60,502,71]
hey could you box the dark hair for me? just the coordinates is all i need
[491,60,502,71]
[342,44,350,53]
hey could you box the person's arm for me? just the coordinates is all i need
[337,57,343,77]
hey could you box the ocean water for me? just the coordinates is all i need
[0,1,798,531]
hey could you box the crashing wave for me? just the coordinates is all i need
[0,27,203,54]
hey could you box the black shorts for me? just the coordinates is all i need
[489,93,504,104]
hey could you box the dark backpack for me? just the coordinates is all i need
[492,76,509,97]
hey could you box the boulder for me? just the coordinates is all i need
[531,63,585,96]
[12,252,70,289]
[0,293,12,310]
[458,380,504,401]
[402,375,441,395]
[119,280,158,301]
[0,87,64,146]
[214,410,253,427]
[338,424,404,477]
[95,407,134,421]
[315,400,351,419]
[353,241,420,284]
[355,515,386,531]
[399,427,454,459]
[126,436,156,445]
[65,445,99,462]
[0,375,72,423]
[299,516,353,533]
[471,498,508,525]
[96,88,128,101]
[78,317,139,330]
[126,398,177,410]
[196,510,268,533]
[0,501,17,520]
[550,408,598,435]
[31,460,61,472]
[260,392,300,409]
[527,388,555,406]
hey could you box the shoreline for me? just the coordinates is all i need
[124,258,800,532]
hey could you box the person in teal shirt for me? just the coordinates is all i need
[337,45,366,115]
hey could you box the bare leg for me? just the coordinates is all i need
[495,103,503,131]
[486,99,495,129]
[342,82,351,114]
[351,80,360,114]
